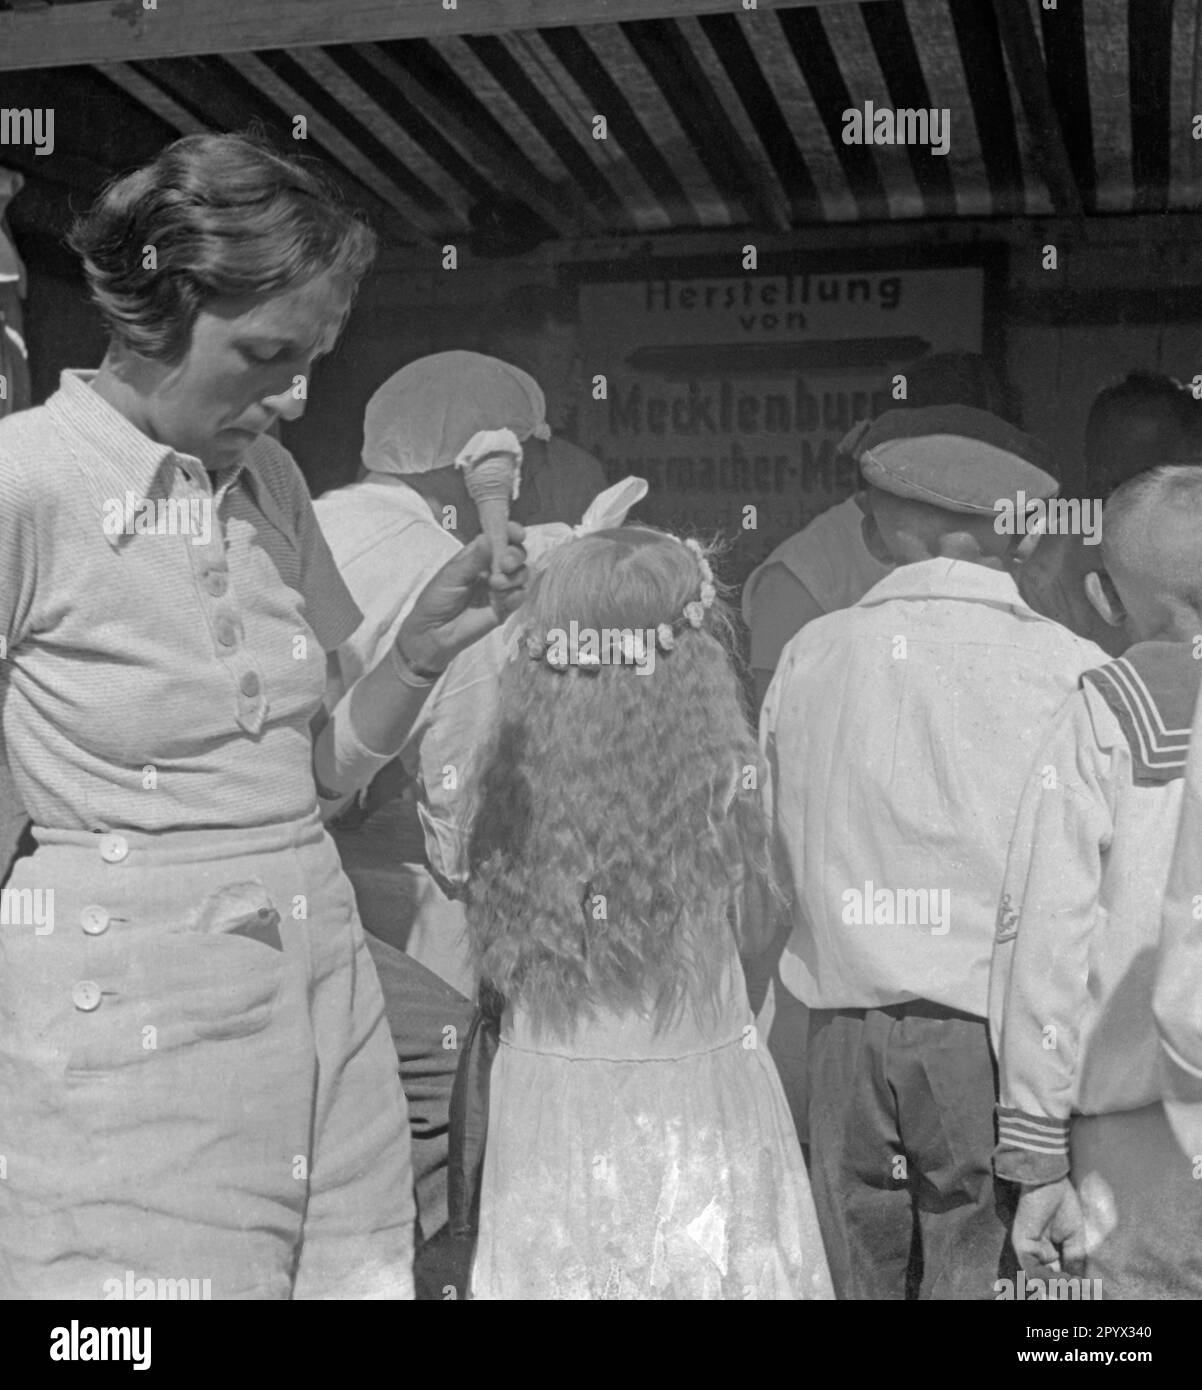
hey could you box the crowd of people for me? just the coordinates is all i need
[1,131,1200,1300]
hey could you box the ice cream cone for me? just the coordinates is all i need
[464,452,517,582]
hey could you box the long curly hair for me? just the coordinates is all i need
[466,527,781,1038]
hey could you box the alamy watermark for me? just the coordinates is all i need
[841,881,950,936]
[994,1270,1102,1300]
[544,621,657,675]
[0,886,53,934]
[0,107,54,157]
[102,493,213,546]
[994,492,1102,545]
[102,1269,212,1300]
[50,1321,150,1370]
[842,102,950,156]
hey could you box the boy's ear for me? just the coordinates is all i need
[938,528,987,562]
[1084,569,1126,628]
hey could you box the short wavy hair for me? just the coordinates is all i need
[466,527,783,1039]
[69,132,377,361]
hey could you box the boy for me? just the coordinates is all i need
[993,465,1202,1298]
[761,405,1108,1299]
[1155,658,1202,1168]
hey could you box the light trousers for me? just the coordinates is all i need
[0,811,414,1299]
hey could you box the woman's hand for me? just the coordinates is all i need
[398,522,528,674]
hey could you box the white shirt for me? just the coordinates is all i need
[992,683,1184,1185]
[742,496,894,675]
[761,558,1108,1018]
[1155,684,1202,1160]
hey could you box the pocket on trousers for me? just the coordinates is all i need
[64,883,288,1075]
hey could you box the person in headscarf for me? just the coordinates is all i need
[475,284,608,528]
[315,351,641,1259]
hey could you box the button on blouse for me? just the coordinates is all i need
[0,370,362,832]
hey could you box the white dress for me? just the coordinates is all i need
[471,932,834,1300]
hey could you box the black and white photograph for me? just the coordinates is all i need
[0,0,1195,1347]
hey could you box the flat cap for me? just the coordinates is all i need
[845,405,1058,515]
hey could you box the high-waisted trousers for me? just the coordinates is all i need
[0,810,414,1299]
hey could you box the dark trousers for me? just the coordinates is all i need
[807,1002,1017,1300]
[766,978,811,1150]
[360,931,475,1247]
[744,923,810,1149]
[334,802,477,1247]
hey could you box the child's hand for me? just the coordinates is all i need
[1012,1177,1087,1275]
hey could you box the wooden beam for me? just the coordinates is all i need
[695,12,821,225]
[122,53,430,245]
[1037,0,1096,213]
[287,45,478,226]
[858,1,956,219]
[1126,0,1174,214]
[989,0,1083,217]
[776,7,889,222]
[348,41,597,237]
[538,24,697,227]
[0,0,866,73]
[220,50,444,242]
[461,32,633,230]
[944,0,1026,218]
[93,62,211,136]
[619,18,791,231]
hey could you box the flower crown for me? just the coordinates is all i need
[524,537,717,669]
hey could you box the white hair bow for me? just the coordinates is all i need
[573,475,649,536]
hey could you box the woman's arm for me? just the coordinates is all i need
[313,525,527,802]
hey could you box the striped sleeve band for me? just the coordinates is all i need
[994,1106,1071,1187]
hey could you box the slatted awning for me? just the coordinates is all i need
[0,0,1197,251]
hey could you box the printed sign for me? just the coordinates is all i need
[576,263,986,583]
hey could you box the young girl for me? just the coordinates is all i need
[465,526,833,1300]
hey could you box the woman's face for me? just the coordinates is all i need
[134,269,352,469]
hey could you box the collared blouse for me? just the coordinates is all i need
[0,370,361,832]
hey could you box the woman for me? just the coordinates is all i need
[316,353,641,1248]
[0,134,527,1299]
[316,351,559,1249]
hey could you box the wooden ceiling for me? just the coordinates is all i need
[0,0,1193,259]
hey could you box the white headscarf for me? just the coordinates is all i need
[361,350,550,479]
